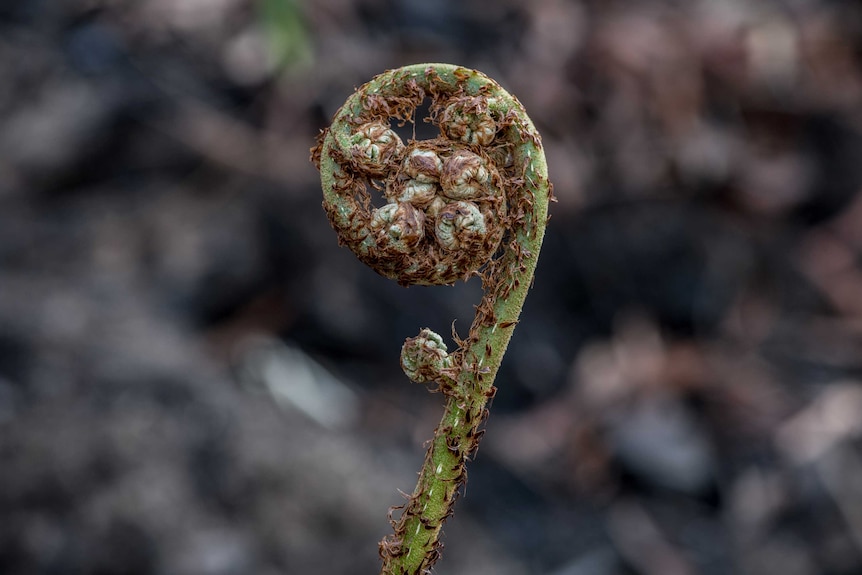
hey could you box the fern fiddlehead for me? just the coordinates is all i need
[311,63,551,575]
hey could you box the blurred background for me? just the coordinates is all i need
[2,1,862,574]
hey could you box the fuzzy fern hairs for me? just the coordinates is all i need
[312,63,552,575]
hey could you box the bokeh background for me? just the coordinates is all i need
[2,1,862,574]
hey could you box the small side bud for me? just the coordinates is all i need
[401,328,455,385]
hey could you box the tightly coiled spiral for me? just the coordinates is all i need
[313,64,543,287]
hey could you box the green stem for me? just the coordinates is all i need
[312,63,551,575]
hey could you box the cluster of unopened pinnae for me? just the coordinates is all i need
[400,328,458,394]
[312,64,552,575]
